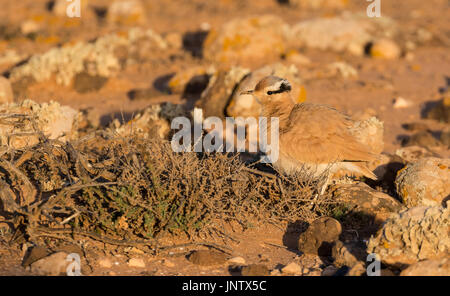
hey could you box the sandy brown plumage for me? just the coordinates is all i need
[243,75,379,193]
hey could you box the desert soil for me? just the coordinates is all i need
[0,0,449,276]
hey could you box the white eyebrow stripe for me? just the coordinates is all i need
[266,79,291,92]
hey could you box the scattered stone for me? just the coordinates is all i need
[128,88,162,101]
[288,0,349,9]
[395,157,450,207]
[367,206,450,267]
[403,131,442,149]
[332,183,405,223]
[73,72,108,93]
[10,28,167,86]
[349,116,384,155]
[164,32,183,50]
[395,146,438,163]
[0,77,13,104]
[79,107,101,129]
[98,258,113,268]
[162,259,175,268]
[290,13,397,56]
[402,122,430,132]
[204,15,290,67]
[53,0,88,17]
[228,257,246,265]
[326,62,358,79]
[168,66,214,95]
[393,97,413,109]
[128,258,146,268]
[346,262,366,276]
[0,99,81,149]
[107,0,147,24]
[188,250,228,266]
[113,102,186,139]
[11,76,35,99]
[30,252,70,276]
[240,264,269,276]
[372,153,404,182]
[370,38,402,59]
[441,126,450,147]
[0,50,27,68]
[425,97,450,123]
[400,257,450,276]
[270,269,281,276]
[331,240,367,268]
[284,50,311,66]
[380,269,396,276]
[125,247,145,255]
[22,246,51,267]
[20,20,41,35]
[257,253,270,263]
[321,265,339,276]
[281,262,302,275]
[226,63,305,119]
[196,67,249,118]
[298,217,342,256]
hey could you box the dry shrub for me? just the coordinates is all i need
[0,130,338,247]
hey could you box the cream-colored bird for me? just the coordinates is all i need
[242,75,379,194]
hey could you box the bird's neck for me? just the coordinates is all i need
[260,98,295,130]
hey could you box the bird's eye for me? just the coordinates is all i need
[267,91,274,95]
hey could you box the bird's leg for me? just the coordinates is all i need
[309,173,331,210]
[318,172,331,196]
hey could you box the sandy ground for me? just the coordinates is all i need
[0,0,449,275]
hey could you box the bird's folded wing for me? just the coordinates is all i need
[280,104,377,164]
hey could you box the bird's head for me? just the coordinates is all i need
[240,76,292,105]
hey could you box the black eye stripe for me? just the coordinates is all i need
[266,82,291,95]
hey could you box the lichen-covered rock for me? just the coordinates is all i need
[10,28,167,86]
[281,262,302,275]
[395,157,450,207]
[0,50,26,68]
[113,102,186,139]
[73,72,109,94]
[53,0,89,17]
[0,99,81,149]
[107,0,147,24]
[203,15,290,67]
[395,146,438,163]
[188,250,228,266]
[30,252,71,276]
[400,257,450,276]
[0,76,13,104]
[332,183,405,223]
[226,63,306,119]
[196,67,250,118]
[288,0,349,9]
[332,240,367,268]
[370,38,402,59]
[349,116,384,155]
[298,217,342,256]
[326,62,358,79]
[290,13,397,56]
[441,126,450,148]
[345,262,366,276]
[168,66,215,95]
[403,131,442,149]
[367,206,450,267]
[240,264,270,276]
[426,97,450,123]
